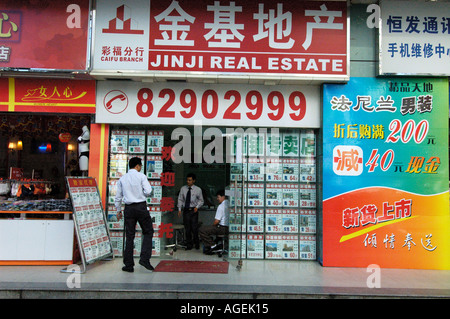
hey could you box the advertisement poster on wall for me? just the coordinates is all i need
[322,77,450,270]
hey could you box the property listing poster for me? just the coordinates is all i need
[247,234,264,259]
[265,235,283,259]
[147,180,162,205]
[247,209,264,233]
[110,130,128,153]
[147,130,164,154]
[229,208,246,233]
[146,155,163,179]
[109,154,128,178]
[322,77,450,269]
[282,235,299,259]
[266,209,283,233]
[229,234,246,259]
[66,177,113,264]
[128,130,146,153]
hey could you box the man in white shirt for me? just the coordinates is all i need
[199,189,229,255]
[115,157,154,272]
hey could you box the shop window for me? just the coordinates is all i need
[0,114,91,217]
[106,125,317,261]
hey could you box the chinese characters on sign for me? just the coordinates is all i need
[94,0,348,78]
[363,232,437,253]
[342,198,412,229]
[22,85,87,102]
[380,1,450,75]
[385,14,450,59]
[322,77,450,269]
[149,1,343,49]
[1,78,95,114]
[0,11,19,62]
[329,80,438,177]
[1,1,90,70]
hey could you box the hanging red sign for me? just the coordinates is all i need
[59,133,72,143]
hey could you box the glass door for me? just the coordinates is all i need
[159,125,234,263]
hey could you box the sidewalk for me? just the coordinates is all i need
[1,250,449,299]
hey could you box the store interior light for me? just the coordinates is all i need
[17,140,23,150]
[8,142,15,150]
[67,144,74,151]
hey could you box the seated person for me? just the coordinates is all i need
[199,189,229,255]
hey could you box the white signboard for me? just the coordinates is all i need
[93,0,150,71]
[96,81,320,128]
[379,0,450,75]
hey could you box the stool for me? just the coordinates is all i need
[211,234,228,257]
[165,224,186,251]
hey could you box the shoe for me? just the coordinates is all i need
[204,249,214,255]
[203,247,214,255]
[139,260,155,271]
[122,266,134,273]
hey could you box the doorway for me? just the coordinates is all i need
[107,125,244,266]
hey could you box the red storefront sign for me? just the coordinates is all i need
[148,0,347,76]
[0,78,95,114]
[0,0,90,70]
[93,0,348,80]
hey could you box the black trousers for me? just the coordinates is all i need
[183,208,199,248]
[123,202,154,267]
[199,225,229,247]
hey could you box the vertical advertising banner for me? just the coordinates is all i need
[322,77,450,270]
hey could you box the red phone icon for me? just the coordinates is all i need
[106,94,126,109]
